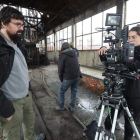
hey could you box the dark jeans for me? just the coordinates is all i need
[58,77,80,108]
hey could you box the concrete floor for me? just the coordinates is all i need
[2,64,138,140]
[30,68,86,140]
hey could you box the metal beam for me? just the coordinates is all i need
[39,3,51,11]
[15,0,22,5]
[0,3,38,12]
[24,16,41,19]
[47,0,76,24]
[34,21,42,28]
[26,0,33,7]
[24,19,42,33]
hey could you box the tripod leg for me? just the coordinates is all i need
[125,107,140,140]
[99,132,103,140]
[99,127,105,140]
[105,136,109,140]
[95,104,105,140]
[109,107,119,140]
[104,104,119,140]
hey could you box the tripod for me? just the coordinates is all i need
[84,70,140,140]
[94,92,140,140]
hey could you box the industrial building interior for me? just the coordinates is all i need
[0,0,140,140]
[0,0,138,68]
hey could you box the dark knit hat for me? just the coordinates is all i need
[61,42,70,50]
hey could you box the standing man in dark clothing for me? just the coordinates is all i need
[56,42,80,111]
[0,6,45,140]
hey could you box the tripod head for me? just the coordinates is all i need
[103,73,123,98]
[102,69,140,98]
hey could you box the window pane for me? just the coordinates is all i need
[83,17,91,34]
[47,34,54,51]
[56,31,59,41]
[76,21,82,36]
[52,34,54,42]
[64,28,67,39]
[103,6,116,28]
[47,37,50,44]
[49,35,52,42]
[60,29,63,40]
[76,36,82,50]
[42,40,45,44]
[60,40,64,48]
[51,43,54,51]
[47,43,51,51]
[68,26,72,38]
[56,41,58,50]
[92,32,102,50]
[57,41,60,51]
[68,38,72,44]
[92,13,102,32]
[49,34,54,42]
[83,34,91,50]
[126,0,140,24]
[63,39,68,44]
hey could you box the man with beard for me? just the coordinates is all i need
[0,6,45,140]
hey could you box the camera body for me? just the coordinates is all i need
[100,42,135,69]
[100,14,136,71]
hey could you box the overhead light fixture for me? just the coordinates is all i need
[47,14,49,18]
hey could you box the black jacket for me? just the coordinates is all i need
[71,47,79,57]
[0,35,27,118]
[124,45,140,99]
[58,49,80,82]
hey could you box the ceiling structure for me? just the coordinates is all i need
[0,0,103,33]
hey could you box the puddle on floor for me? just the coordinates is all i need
[77,99,95,113]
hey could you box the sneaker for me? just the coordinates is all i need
[36,133,45,140]
[115,122,121,130]
[55,106,66,111]
[68,106,74,112]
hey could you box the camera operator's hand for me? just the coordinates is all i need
[97,47,107,55]
[127,60,140,73]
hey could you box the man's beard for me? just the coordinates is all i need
[7,30,23,43]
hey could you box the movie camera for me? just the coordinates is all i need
[84,13,140,140]
[98,13,140,97]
